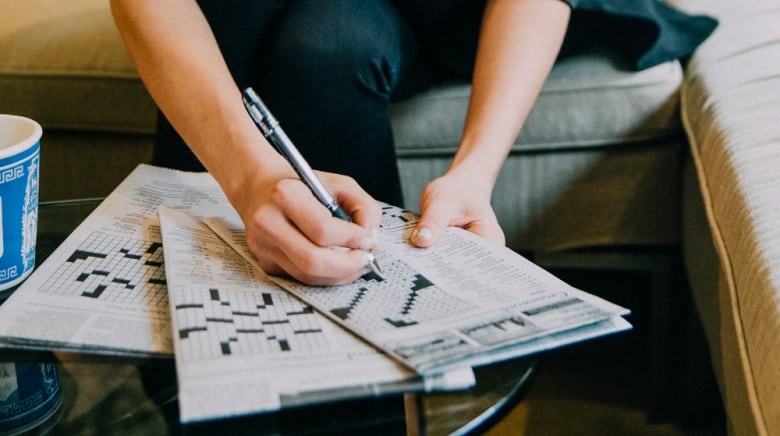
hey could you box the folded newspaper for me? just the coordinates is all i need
[205,203,631,375]
[0,165,475,422]
[158,205,474,422]
[0,164,631,422]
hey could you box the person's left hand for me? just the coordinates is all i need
[410,170,505,248]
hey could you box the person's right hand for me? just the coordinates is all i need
[110,0,381,286]
[232,168,381,286]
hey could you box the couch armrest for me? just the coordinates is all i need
[677,1,780,434]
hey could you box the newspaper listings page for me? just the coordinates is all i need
[0,165,233,356]
[206,205,632,375]
[158,206,473,423]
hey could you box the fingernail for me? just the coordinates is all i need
[360,237,373,251]
[361,252,372,272]
[414,227,432,242]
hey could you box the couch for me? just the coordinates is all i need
[676,0,780,434]
[1,0,776,434]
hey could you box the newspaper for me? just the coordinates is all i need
[0,165,474,421]
[0,166,258,356]
[206,206,632,375]
[0,163,630,420]
[0,166,225,356]
[158,206,473,422]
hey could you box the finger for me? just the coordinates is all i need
[274,180,373,250]
[324,173,382,231]
[411,202,454,248]
[339,193,381,233]
[248,214,370,285]
[278,243,372,286]
[464,219,506,246]
[243,197,369,285]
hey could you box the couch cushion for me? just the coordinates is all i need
[1,1,683,152]
[677,0,780,434]
[0,0,157,134]
[392,46,684,156]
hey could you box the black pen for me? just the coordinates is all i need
[242,87,384,279]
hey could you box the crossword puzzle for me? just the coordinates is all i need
[172,284,330,362]
[41,231,167,308]
[292,254,474,335]
[380,205,417,229]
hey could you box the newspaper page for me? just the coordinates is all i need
[205,205,632,375]
[158,206,473,423]
[0,162,628,376]
[0,165,258,355]
[0,164,473,420]
[0,165,234,356]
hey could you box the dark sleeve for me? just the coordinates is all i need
[562,0,718,70]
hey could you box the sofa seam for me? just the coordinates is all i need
[680,78,769,436]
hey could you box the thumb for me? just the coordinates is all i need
[464,219,506,246]
[411,204,452,248]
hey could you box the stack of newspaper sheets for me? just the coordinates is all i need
[0,165,630,423]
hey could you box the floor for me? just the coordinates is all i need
[485,267,727,436]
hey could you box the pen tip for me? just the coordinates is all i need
[371,259,385,280]
[364,252,385,280]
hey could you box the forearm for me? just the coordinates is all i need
[450,0,570,189]
[110,0,289,207]
[111,0,382,285]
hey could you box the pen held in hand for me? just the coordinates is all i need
[242,87,384,279]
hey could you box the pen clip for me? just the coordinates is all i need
[242,88,278,140]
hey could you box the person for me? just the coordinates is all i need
[109,0,715,286]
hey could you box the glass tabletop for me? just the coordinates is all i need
[2,199,536,435]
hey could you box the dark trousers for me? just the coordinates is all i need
[154,0,485,206]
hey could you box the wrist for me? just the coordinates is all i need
[209,134,294,216]
[446,148,503,194]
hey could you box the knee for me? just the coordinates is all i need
[267,25,402,99]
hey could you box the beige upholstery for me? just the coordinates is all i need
[0,1,155,200]
[0,1,156,134]
[676,0,780,434]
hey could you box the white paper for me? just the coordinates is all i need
[0,163,629,422]
[158,206,473,422]
[0,165,271,356]
[0,165,232,356]
[0,164,474,423]
[206,204,631,375]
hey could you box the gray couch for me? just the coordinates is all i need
[1,0,776,434]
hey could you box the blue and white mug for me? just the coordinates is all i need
[0,115,40,298]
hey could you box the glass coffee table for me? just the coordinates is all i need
[3,198,536,435]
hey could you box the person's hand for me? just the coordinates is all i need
[411,169,505,248]
[405,0,569,250]
[234,169,381,286]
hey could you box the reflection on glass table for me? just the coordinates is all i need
[2,198,536,435]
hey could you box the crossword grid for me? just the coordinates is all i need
[297,255,473,335]
[380,205,416,229]
[41,231,167,308]
[172,285,329,362]
[273,205,475,334]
